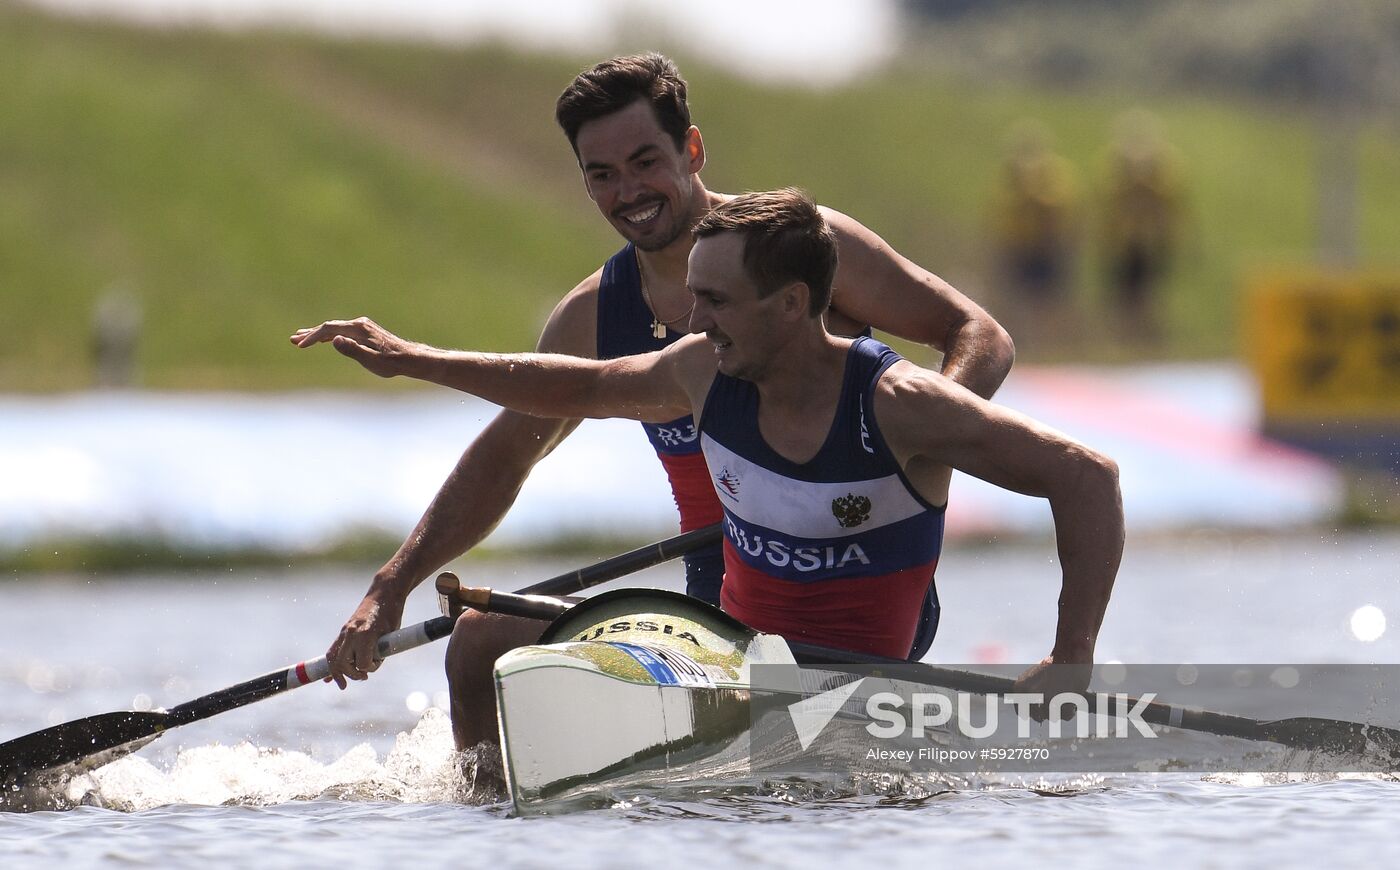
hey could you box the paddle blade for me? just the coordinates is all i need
[0,711,169,785]
[1257,716,1400,762]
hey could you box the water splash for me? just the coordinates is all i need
[32,708,485,812]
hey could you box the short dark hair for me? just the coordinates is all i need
[693,189,837,317]
[555,53,692,155]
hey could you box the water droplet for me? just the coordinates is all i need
[1350,605,1386,642]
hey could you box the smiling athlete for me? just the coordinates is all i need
[306,54,1015,750]
[294,189,1121,753]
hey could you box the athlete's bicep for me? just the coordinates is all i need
[535,271,601,359]
[525,275,703,423]
[824,211,961,342]
[877,367,1089,499]
[591,343,697,424]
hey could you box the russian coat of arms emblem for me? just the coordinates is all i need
[831,493,872,528]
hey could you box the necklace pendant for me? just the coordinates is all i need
[652,319,667,339]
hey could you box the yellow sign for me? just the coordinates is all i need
[1245,273,1400,422]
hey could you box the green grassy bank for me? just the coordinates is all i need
[4,4,1400,391]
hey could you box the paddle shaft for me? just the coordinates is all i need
[517,523,721,596]
[163,524,723,728]
[0,523,721,781]
[169,523,724,723]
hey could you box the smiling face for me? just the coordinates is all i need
[574,100,706,253]
[686,232,790,380]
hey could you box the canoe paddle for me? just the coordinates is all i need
[433,586,1400,765]
[0,523,721,786]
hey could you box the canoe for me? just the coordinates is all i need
[493,588,797,815]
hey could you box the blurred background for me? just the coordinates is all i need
[2,0,1398,570]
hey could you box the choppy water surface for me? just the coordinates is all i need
[3,533,1399,867]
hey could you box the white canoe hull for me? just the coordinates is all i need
[494,589,794,815]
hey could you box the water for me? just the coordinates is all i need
[2,533,1399,867]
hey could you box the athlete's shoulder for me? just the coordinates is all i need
[537,266,604,357]
[851,334,900,362]
[873,357,965,420]
[660,333,720,410]
[874,355,996,460]
[660,332,718,374]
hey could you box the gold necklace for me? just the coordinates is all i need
[636,250,694,339]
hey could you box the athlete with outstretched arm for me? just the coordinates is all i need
[294,189,1121,751]
[309,54,1014,727]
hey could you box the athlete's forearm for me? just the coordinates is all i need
[294,317,655,420]
[366,410,576,602]
[1045,451,1123,662]
[402,349,615,418]
[390,345,679,423]
[937,312,1015,401]
[821,210,1014,401]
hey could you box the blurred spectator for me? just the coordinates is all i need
[991,121,1080,347]
[1098,110,1185,344]
[92,285,143,388]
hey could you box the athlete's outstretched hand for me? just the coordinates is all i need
[291,317,426,379]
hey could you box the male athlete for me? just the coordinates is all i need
[294,189,1122,750]
[313,54,1014,709]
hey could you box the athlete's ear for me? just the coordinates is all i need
[781,282,810,320]
[685,126,705,174]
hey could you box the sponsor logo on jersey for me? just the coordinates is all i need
[715,466,741,499]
